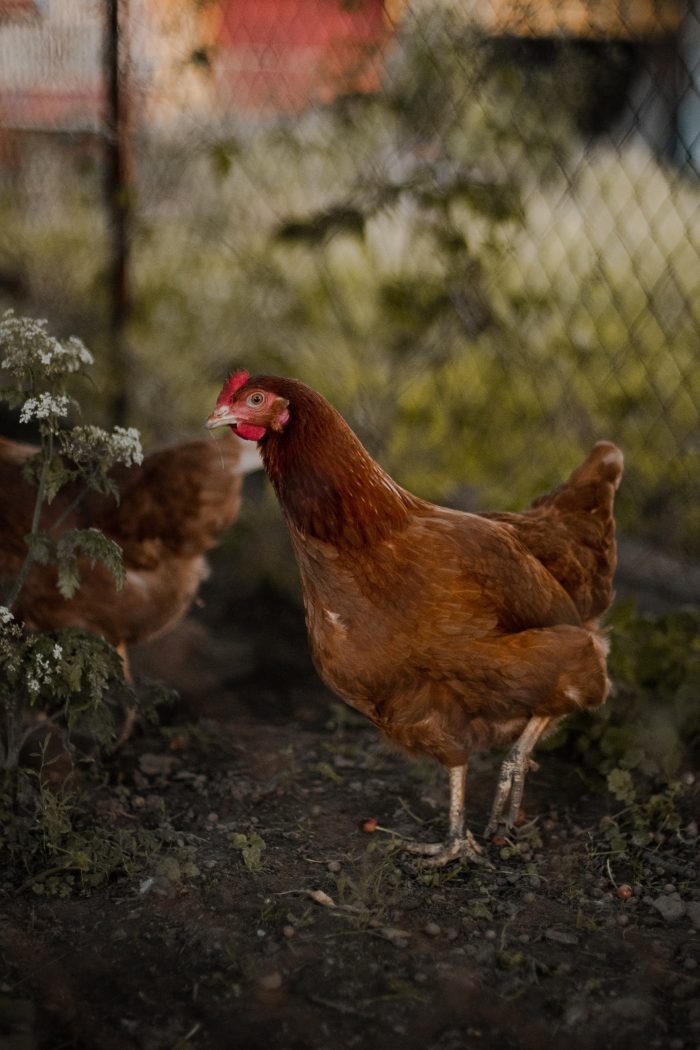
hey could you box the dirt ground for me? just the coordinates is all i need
[1,593,699,1050]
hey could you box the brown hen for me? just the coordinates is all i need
[0,431,261,683]
[207,372,622,865]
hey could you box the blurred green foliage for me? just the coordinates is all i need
[0,10,697,561]
[557,602,700,783]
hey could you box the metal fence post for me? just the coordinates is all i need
[104,0,132,426]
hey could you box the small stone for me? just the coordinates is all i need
[608,997,652,1023]
[523,892,536,904]
[545,928,579,946]
[652,894,686,922]
[664,883,677,894]
[687,902,700,931]
[484,929,497,941]
[617,884,633,901]
[564,1002,589,1027]
[446,927,459,941]
[207,812,219,823]
[424,922,441,937]
[327,860,342,873]
[258,971,283,991]
[282,925,295,939]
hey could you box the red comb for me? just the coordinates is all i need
[216,370,250,406]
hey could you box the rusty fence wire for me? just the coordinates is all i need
[0,0,698,607]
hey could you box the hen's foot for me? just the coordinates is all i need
[112,705,137,751]
[485,754,537,838]
[402,829,485,868]
[485,715,551,838]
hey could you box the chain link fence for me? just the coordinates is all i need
[0,0,698,607]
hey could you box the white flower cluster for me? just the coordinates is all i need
[26,647,63,695]
[0,310,93,378]
[60,424,144,469]
[19,392,70,423]
[111,426,144,467]
[0,606,14,625]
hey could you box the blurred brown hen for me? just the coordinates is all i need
[0,432,261,678]
[208,372,623,866]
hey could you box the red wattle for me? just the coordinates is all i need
[234,422,267,441]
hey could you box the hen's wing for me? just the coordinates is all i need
[482,442,623,622]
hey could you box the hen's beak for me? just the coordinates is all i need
[206,405,238,430]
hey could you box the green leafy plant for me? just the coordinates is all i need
[229,831,267,873]
[0,310,150,772]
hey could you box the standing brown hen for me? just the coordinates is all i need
[0,431,261,681]
[207,372,622,865]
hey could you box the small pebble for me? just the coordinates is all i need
[327,860,341,873]
[258,971,282,991]
[523,892,536,904]
[617,884,633,901]
[207,812,219,823]
[282,925,296,939]
[484,929,497,941]
[424,922,441,937]
[664,884,677,894]
[446,927,459,941]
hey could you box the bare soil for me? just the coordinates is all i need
[1,595,698,1050]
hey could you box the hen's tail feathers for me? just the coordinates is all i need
[562,441,623,494]
[227,436,264,477]
[522,441,624,623]
[530,441,624,515]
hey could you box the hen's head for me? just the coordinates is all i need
[206,371,291,442]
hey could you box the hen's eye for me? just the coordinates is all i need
[247,392,264,407]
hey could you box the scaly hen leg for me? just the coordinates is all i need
[403,764,484,867]
[112,643,137,750]
[485,715,551,837]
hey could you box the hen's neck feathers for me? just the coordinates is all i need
[257,378,419,547]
